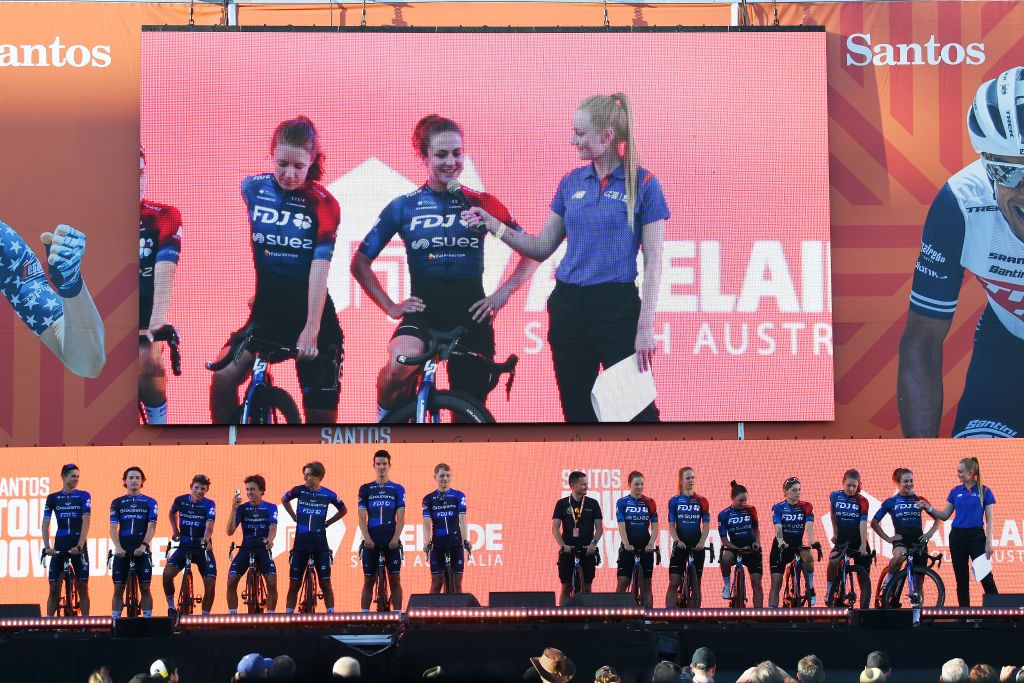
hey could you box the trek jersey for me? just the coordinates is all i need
[718,505,759,548]
[242,174,339,305]
[139,200,181,328]
[43,490,91,552]
[357,185,521,288]
[234,501,278,547]
[667,493,710,543]
[873,493,931,537]
[283,485,345,538]
[615,494,658,548]
[109,494,158,544]
[358,480,406,545]
[771,501,813,544]
[170,495,216,547]
[422,488,466,547]
[0,220,63,335]
[829,490,869,533]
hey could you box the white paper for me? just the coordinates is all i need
[590,354,657,422]
[971,553,993,582]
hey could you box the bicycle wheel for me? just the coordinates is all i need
[884,568,944,608]
[684,564,698,608]
[239,385,301,425]
[61,570,74,617]
[730,566,746,609]
[178,570,194,615]
[825,568,845,608]
[300,567,317,613]
[442,563,455,595]
[382,391,495,424]
[375,568,390,612]
[571,561,583,598]
[126,576,141,618]
[847,564,872,609]
[245,570,263,614]
[633,567,644,606]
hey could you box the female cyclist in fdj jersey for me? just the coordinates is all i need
[769,477,816,607]
[666,467,710,608]
[139,144,181,424]
[615,471,659,607]
[826,469,871,601]
[352,115,537,421]
[464,93,668,423]
[718,480,764,607]
[210,116,343,424]
[871,468,938,601]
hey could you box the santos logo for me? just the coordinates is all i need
[252,233,313,250]
[846,34,985,66]
[0,37,111,68]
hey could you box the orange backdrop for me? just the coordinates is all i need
[1,439,1020,611]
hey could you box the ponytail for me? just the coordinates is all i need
[960,457,983,500]
[578,93,639,230]
[730,480,747,499]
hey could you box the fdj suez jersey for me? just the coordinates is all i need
[910,160,1024,437]
[616,494,657,549]
[1,220,63,335]
[139,201,181,329]
[43,490,91,552]
[718,505,759,548]
[422,489,466,547]
[357,185,521,288]
[667,493,709,545]
[829,490,868,536]
[772,500,813,545]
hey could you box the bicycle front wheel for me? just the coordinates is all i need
[239,385,302,425]
[382,391,494,424]
[375,569,390,612]
[730,566,746,609]
[883,567,945,608]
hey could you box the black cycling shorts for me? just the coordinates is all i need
[721,547,764,575]
[557,548,600,584]
[832,530,872,568]
[769,539,806,575]
[616,546,655,579]
[669,545,706,576]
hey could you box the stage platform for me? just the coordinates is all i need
[2,608,1022,682]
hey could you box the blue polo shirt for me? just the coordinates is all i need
[550,163,670,286]
[947,484,995,529]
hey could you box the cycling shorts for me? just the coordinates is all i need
[616,546,655,580]
[832,529,872,568]
[954,306,1024,438]
[557,547,600,584]
[891,532,929,563]
[669,545,706,577]
[428,544,465,575]
[769,540,808,575]
[721,547,763,575]
[228,546,276,577]
[361,543,403,577]
[48,550,89,583]
[289,549,333,582]
[111,545,153,585]
[166,545,217,579]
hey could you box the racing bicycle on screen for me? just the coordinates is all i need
[381,327,517,424]
[138,324,181,424]
[206,325,302,424]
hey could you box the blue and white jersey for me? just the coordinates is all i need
[422,488,466,547]
[358,480,406,545]
[234,501,278,548]
[0,220,63,335]
[283,485,345,539]
[43,489,91,551]
[170,494,216,547]
[109,494,158,543]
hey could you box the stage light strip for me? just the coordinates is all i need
[405,607,851,622]
[177,612,403,628]
[921,608,1024,618]
[0,616,112,630]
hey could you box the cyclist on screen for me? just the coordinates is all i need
[351,115,538,422]
[282,461,346,613]
[1,219,105,378]
[718,480,764,607]
[899,66,1024,437]
[42,463,91,616]
[768,477,816,607]
[139,144,181,424]
[666,467,710,608]
[226,474,278,614]
[826,469,871,603]
[163,474,217,617]
[551,470,603,606]
[358,449,406,611]
[615,471,659,607]
[870,468,937,601]
[422,463,470,594]
[109,466,158,619]
[210,116,343,424]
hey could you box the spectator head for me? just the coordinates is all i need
[594,666,621,683]
[940,659,970,683]
[652,661,682,683]
[87,668,113,683]
[744,661,787,683]
[1016,668,1024,683]
[691,647,717,676]
[237,653,273,679]
[860,668,886,683]
[332,656,361,678]
[267,655,297,680]
[796,655,824,683]
[969,664,997,683]
[530,647,576,683]
[150,658,178,682]
[865,652,890,675]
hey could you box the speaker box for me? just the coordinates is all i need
[983,593,1024,608]
[566,592,638,609]
[113,616,175,638]
[488,592,556,608]
[0,604,40,618]
[852,609,914,629]
[407,593,482,610]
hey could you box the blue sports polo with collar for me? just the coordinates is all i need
[947,484,995,529]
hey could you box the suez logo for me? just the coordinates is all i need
[845,34,985,67]
[252,233,314,250]
[410,236,480,250]
[0,37,111,68]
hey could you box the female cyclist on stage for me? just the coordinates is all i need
[615,471,659,607]
[871,468,937,603]
[464,93,668,422]
[666,467,710,607]
[769,477,816,607]
[352,115,537,421]
[826,469,871,602]
[209,116,343,424]
[718,481,764,607]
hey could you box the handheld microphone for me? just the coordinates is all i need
[447,180,473,210]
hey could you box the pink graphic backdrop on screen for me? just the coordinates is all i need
[140,30,832,424]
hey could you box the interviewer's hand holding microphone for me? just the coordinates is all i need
[458,186,513,323]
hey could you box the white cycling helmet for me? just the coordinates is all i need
[967,66,1024,157]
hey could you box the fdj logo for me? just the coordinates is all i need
[624,506,647,514]
[781,514,803,522]
[253,206,309,228]
[409,214,464,231]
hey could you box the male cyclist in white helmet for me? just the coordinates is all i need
[899,66,1024,438]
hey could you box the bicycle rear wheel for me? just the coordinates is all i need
[382,391,494,424]
[245,570,264,614]
[730,566,746,609]
[847,564,872,609]
[126,576,141,618]
[884,568,945,608]
[442,564,455,595]
[375,568,390,611]
[571,560,583,598]
[178,571,194,615]
[299,567,317,613]
[239,385,302,425]
[683,565,698,608]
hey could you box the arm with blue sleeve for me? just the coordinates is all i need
[350,201,424,319]
[636,173,670,372]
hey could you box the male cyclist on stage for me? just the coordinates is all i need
[227,474,278,614]
[109,467,158,618]
[358,449,406,611]
[42,463,91,616]
[164,475,217,617]
[422,463,470,594]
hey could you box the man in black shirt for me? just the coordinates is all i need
[551,471,603,605]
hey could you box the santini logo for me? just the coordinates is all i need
[0,37,111,68]
[846,34,984,67]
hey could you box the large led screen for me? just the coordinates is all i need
[140,28,832,424]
